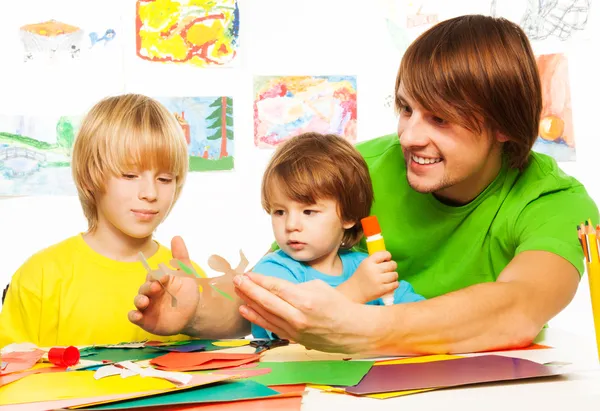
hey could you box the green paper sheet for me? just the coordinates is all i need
[82,348,164,362]
[248,360,374,386]
[78,380,279,410]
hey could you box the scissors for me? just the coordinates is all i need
[250,338,290,354]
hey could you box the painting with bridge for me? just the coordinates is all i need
[0,115,80,196]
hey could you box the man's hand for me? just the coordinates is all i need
[128,236,200,336]
[338,251,399,303]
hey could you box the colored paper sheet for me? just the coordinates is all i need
[0,350,45,374]
[146,340,230,352]
[77,380,281,410]
[310,355,463,399]
[481,343,553,353]
[247,360,373,386]
[212,340,251,347]
[0,366,65,387]
[213,367,272,378]
[77,385,305,411]
[0,369,229,406]
[150,344,206,353]
[150,353,260,372]
[83,348,165,362]
[346,355,563,395]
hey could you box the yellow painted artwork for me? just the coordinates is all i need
[136,0,239,67]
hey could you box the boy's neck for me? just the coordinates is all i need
[307,251,343,276]
[83,225,158,263]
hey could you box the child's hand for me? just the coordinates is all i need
[342,251,399,304]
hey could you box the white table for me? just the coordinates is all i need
[298,328,600,410]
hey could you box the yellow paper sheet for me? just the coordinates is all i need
[212,340,251,347]
[0,370,230,406]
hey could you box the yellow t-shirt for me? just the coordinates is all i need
[0,234,205,347]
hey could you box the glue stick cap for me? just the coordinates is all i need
[361,216,382,237]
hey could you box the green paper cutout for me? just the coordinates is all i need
[247,361,374,386]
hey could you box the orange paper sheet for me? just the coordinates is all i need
[150,352,261,372]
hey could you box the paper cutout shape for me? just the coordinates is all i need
[0,349,45,375]
[94,361,192,385]
[345,355,563,395]
[150,352,261,372]
[212,340,251,347]
[139,251,246,302]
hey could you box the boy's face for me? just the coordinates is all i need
[397,85,506,205]
[268,184,354,271]
[96,169,176,239]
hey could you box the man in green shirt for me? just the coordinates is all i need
[129,15,598,354]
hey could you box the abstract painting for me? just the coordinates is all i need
[136,0,239,67]
[253,76,357,148]
[532,53,575,161]
[0,115,82,196]
[156,97,234,171]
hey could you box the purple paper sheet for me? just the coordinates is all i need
[152,343,206,353]
[346,355,562,395]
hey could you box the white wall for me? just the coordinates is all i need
[1,0,599,340]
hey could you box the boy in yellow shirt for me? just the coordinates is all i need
[0,94,204,347]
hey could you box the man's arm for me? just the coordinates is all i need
[233,250,579,354]
[373,250,579,354]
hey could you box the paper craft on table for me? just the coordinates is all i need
[0,349,45,375]
[345,355,563,395]
[150,352,261,372]
[94,361,192,385]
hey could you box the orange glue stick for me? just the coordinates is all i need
[361,215,394,305]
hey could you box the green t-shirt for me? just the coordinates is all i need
[355,133,598,299]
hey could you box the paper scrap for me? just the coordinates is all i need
[212,340,251,347]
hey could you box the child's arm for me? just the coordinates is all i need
[338,251,399,304]
[250,258,302,339]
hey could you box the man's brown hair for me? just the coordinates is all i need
[262,133,373,249]
[395,14,542,169]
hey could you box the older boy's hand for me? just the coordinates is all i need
[340,251,399,304]
[128,236,200,336]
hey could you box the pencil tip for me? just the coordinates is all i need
[585,221,589,226]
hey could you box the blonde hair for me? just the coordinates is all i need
[72,94,189,232]
[262,133,373,249]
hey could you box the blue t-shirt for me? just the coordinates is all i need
[251,249,425,338]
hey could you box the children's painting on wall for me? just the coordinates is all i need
[136,0,239,67]
[253,76,357,148]
[19,19,117,63]
[156,97,234,171]
[532,53,575,162]
[0,115,81,196]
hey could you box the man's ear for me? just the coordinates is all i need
[495,130,510,143]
